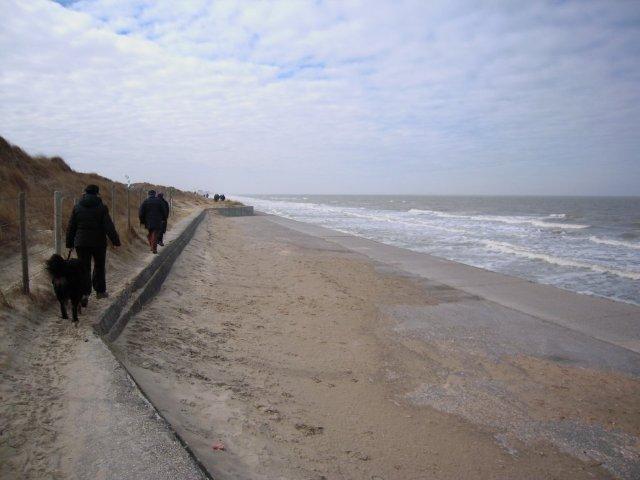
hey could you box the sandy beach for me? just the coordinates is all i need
[112,212,640,479]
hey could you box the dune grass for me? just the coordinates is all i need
[0,135,212,252]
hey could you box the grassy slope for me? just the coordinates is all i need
[0,135,212,248]
[0,135,220,301]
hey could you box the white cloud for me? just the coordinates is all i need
[0,0,639,194]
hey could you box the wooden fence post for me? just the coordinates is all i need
[138,189,143,231]
[111,185,116,227]
[126,187,131,232]
[54,191,62,255]
[19,192,29,294]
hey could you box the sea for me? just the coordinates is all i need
[233,195,640,306]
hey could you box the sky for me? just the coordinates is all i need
[1,0,639,195]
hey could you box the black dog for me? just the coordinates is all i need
[46,253,87,325]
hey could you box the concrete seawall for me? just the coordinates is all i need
[214,205,254,217]
[96,209,207,341]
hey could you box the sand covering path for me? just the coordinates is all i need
[0,208,208,480]
[114,213,640,479]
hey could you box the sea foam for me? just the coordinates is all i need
[482,240,640,280]
[588,236,640,250]
[407,209,588,230]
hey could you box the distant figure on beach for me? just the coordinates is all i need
[213,193,220,202]
[157,192,170,246]
[65,184,120,300]
[220,194,226,201]
[139,189,168,254]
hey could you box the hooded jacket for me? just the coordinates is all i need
[139,194,168,231]
[65,193,121,248]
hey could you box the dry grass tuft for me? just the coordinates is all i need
[0,289,12,308]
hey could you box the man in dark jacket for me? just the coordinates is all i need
[139,190,168,254]
[66,184,121,300]
[156,192,170,246]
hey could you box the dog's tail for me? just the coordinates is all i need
[46,254,66,277]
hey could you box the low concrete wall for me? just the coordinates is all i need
[214,205,254,217]
[89,208,214,479]
[96,209,207,341]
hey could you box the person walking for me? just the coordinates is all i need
[139,189,168,254]
[65,184,120,301]
[157,192,170,246]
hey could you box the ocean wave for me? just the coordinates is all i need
[344,210,394,222]
[407,209,588,230]
[527,219,589,229]
[574,289,640,307]
[326,208,470,235]
[479,215,589,229]
[482,240,640,280]
[588,236,640,250]
[242,197,588,237]
[408,208,460,218]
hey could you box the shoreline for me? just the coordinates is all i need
[113,211,640,479]
[235,194,640,308]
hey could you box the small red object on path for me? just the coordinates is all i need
[212,441,225,451]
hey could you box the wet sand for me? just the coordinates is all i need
[113,212,640,479]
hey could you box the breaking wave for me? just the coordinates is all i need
[588,236,640,250]
[482,240,640,280]
[407,209,589,230]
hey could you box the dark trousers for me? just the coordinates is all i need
[76,246,107,295]
[157,220,167,243]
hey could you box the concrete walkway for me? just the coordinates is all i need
[59,336,207,480]
[58,210,209,480]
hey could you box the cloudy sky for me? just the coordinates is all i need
[1,0,639,195]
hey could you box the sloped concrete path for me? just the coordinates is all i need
[59,334,207,480]
[58,210,209,480]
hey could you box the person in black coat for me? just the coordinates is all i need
[139,190,168,254]
[156,192,170,246]
[66,184,120,300]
